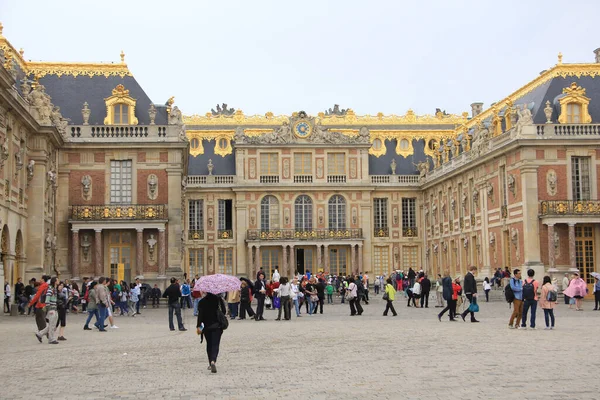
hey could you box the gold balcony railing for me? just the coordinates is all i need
[402,226,418,237]
[247,228,363,241]
[540,200,600,216]
[70,204,167,221]
[188,230,204,240]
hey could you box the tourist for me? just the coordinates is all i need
[435,274,444,307]
[316,278,326,313]
[562,273,571,305]
[383,278,397,316]
[163,277,186,331]
[508,269,523,329]
[254,272,267,321]
[196,292,227,373]
[563,272,587,311]
[4,281,11,313]
[180,279,192,309]
[438,271,456,321]
[521,269,539,329]
[460,266,479,323]
[594,276,600,311]
[483,277,492,302]
[35,277,59,344]
[408,267,416,288]
[29,275,50,337]
[14,277,24,308]
[95,277,110,332]
[256,267,264,280]
[291,277,301,317]
[410,279,421,307]
[118,282,130,316]
[151,284,162,308]
[275,277,291,321]
[80,277,89,312]
[226,289,240,320]
[272,268,280,283]
[238,279,255,320]
[83,281,100,330]
[356,276,368,305]
[103,277,118,329]
[326,280,334,304]
[347,277,362,316]
[130,282,140,317]
[540,275,557,329]
[24,279,35,315]
[420,274,431,308]
[304,277,318,316]
[56,282,68,341]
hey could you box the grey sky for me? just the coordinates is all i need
[2,0,599,116]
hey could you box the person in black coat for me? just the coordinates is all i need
[437,272,456,321]
[197,293,226,373]
[162,278,186,331]
[238,279,255,320]
[408,268,416,288]
[460,266,479,323]
[254,273,267,321]
[420,275,431,308]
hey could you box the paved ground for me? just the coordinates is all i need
[2,293,600,400]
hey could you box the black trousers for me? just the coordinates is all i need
[595,292,600,309]
[255,295,265,320]
[239,300,254,319]
[318,296,324,314]
[204,329,223,364]
[564,294,570,305]
[439,299,457,319]
[349,298,357,315]
[277,296,291,320]
[355,297,364,315]
[461,294,476,321]
[383,300,397,316]
[420,291,429,307]
[35,307,47,331]
[407,294,417,307]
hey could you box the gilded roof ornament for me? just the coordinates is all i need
[558,52,563,65]
[120,50,125,63]
[0,22,3,37]
[319,108,468,126]
[562,81,587,96]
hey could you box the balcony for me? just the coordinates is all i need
[218,229,234,239]
[188,230,204,240]
[370,175,420,186]
[536,123,600,137]
[246,228,363,241]
[540,200,600,216]
[260,175,280,184]
[68,125,180,142]
[70,204,167,221]
[374,227,389,238]
[294,175,313,183]
[187,175,236,187]
[327,175,347,183]
[402,226,418,237]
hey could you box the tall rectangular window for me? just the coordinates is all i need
[110,160,132,204]
[188,248,204,277]
[188,200,204,231]
[373,198,388,230]
[499,165,508,206]
[218,199,233,230]
[294,153,312,174]
[572,156,591,200]
[218,248,234,275]
[260,153,278,175]
[402,198,417,229]
[327,153,345,175]
[373,246,389,277]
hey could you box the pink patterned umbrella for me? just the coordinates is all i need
[196,274,241,294]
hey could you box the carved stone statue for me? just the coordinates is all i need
[81,234,91,262]
[82,102,91,125]
[489,232,496,247]
[181,176,188,192]
[472,189,479,207]
[462,192,467,209]
[486,182,493,202]
[433,244,438,254]
[284,207,290,225]
[325,104,348,116]
[463,237,469,249]
[147,174,158,200]
[507,174,516,196]
[442,241,448,253]
[50,106,70,138]
[45,230,52,250]
[234,127,246,144]
[547,170,557,196]
[357,127,370,143]
[451,139,460,157]
[250,208,256,226]
[26,84,53,125]
[414,161,429,180]
[15,148,23,171]
[47,170,57,188]
[207,159,214,176]
[544,100,553,123]
[390,159,397,175]
[148,104,157,125]
[147,234,157,261]
[27,159,35,181]
[511,228,519,248]
[450,198,456,214]
[0,140,9,169]
[211,103,235,116]
[168,106,187,141]
[81,175,92,200]
[515,104,533,136]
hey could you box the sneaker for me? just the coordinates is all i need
[83,326,92,330]
[49,341,59,344]
[544,327,550,330]
[35,333,42,343]
[508,325,514,329]
[110,325,119,329]
[58,336,67,341]
[210,362,217,374]
[530,327,536,330]
[521,326,527,330]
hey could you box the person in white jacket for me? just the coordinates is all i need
[272,269,280,283]
[4,282,11,313]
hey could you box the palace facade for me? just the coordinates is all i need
[1,23,599,294]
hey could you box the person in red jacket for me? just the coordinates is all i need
[29,275,50,339]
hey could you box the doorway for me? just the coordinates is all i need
[575,224,595,298]
[109,231,132,283]
[296,249,305,275]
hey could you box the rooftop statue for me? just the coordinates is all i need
[211,103,235,116]
[325,104,348,116]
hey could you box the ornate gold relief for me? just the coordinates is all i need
[186,130,235,157]
[104,85,138,125]
[319,109,469,126]
[369,135,386,157]
[558,82,592,124]
[189,137,204,157]
[244,129,274,137]
[214,136,232,157]
[395,138,414,158]
[184,110,289,126]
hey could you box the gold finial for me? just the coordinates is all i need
[0,22,3,37]
[19,48,24,58]
[558,52,563,64]
[120,50,125,63]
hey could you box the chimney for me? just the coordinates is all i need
[470,102,483,117]
[594,48,600,63]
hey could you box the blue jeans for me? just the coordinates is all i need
[119,301,129,314]
[85,309,99,327]
[168,302,184,330]
[293,298,300,316]
[97,304,107,330]
[228,303,238,319]
[193,298,201,316]
[308,298,316,315]
[543,308,555,327]
[522,299,537,328]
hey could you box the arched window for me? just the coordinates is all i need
[260,195,279,231]
[294,195,313,231]
[328,195,346,230]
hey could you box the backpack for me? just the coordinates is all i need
[523,279,536,301]
[547,288,557,302]
[504,280,515,303]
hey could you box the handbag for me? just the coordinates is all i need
[382,292,389,301]
[273,296,281,309]
[310,294,319,302]
[468,297,479,313]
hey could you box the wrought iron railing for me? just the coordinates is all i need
[540,200,600,216]
[374,227,389,238]
[402,226,418,237]
[70,204,167,220]
[188,230,204,240]
[246,228,363,241]
[218,229,234,239]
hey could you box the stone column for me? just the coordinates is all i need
[247,244,253,275]
[94,229,103,278]
[520,162,543,277]
[350,244,356,273]
[289,245,295,274]
[547,224,555,269]
[316,245,322,271]
[358,243,363,274]
[282,245,288,278]
[254,245,260,276]
[158,228,166,277]
[323,244,329,272]
[71,229,80,280]
[568,223,576,270]
[136,228,144,278]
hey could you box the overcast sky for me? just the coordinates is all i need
[2,0,599,117]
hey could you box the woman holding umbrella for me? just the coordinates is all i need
[195,274,241,373]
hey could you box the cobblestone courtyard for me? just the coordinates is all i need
[2,296,600,400]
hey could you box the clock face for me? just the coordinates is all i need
[294,121,312,138]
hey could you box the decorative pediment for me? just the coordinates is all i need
[104,84,138,125]
[558,82,592,124]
